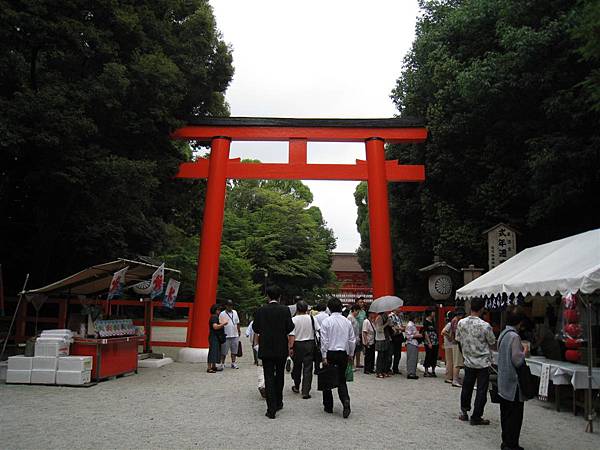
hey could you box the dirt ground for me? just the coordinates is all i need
[1,328,598,449]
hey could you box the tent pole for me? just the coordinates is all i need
[0,274,29,361]
[581,294,594,433]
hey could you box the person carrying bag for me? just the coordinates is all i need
[497,309,532,450]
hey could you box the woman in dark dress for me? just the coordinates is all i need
[207,304,228,373]
[422,309,439,377]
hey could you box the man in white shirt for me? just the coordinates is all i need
[320,297,356,418]
[219,300,241,369]
[289,300,320,399]
[456,298,496,425]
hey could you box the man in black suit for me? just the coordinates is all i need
[252,285,295,419]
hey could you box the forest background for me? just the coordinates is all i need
[1,0,598,311]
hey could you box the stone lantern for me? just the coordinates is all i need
[418,256,460,302]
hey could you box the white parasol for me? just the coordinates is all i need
[368,295,404,313]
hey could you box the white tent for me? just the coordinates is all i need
[456,228,600,433]
[456,228,600,300]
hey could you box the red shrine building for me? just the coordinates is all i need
[330,252,372,305]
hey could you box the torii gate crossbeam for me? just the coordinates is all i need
[172,117,427,354]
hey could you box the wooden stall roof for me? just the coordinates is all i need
[23,259,180,297]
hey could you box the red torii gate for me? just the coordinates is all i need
[171,117,427,355]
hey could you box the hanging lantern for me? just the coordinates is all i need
[564,323,583,339]
[565,350,582,362]
[563,309,579,323]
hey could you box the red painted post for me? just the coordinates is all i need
[365,138,394,298]
[189,137,231,348]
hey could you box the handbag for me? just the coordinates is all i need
[516,362,535,400]
[317,365,339,391]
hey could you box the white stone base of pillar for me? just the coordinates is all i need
[177,347,209,363]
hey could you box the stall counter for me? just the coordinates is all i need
[71,336,144,381]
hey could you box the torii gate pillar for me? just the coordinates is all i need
[366,138,394,297]
[173,117,427,362]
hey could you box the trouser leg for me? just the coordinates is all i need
[424,346,432,368]
[375,343,386,374]
[262,358,277,413]
[301,341,314,396]
[445,347,453,380]
[426,345,438,370]
[364,345,374,372]
[473,367,489,419]
[323,388,333,410]
[407,343,418,376]
[391,337,402,372]
[329,351,350,406]
[274,357,286,408]
[500,392,523,448]
[461,366,477,414]
[291,346,302,388]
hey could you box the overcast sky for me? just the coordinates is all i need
[210,0,420,252]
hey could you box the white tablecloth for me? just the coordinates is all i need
[492,352,600,389]
[492,351,600,389]
[525,357,600,390]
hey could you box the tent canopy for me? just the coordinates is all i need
[23,259,180,297]
[456,229,600,300]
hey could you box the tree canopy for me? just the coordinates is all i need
[0,1,233,292]
[158,176,337,314]
[356,0,600,303]
[220,177,337,311]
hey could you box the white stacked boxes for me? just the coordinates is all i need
[56,356,92,385]
[30,355,58,384]
[58,356,92,372]
[34,336,70,357]
[56,370,91,385]
[32,356,58,371]
[6,356,33,384]
[30,369,56,384]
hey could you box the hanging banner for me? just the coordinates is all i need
[150,263,165,300]
[538,363,551,401]
[107,266,128,300]
[163,279,180,309]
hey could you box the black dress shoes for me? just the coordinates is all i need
[265,411,276,419]
[324,407,333,414]
[470,418,490,425]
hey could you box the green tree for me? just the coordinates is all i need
[356,0,600,304]
[222,178,337,306]
[0,1,233,291]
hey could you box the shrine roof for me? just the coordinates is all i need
[331,252,365,273]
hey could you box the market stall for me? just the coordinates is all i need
[456,228,600,432]
[6,259,179,383]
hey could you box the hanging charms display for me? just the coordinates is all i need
[559,293,585,362]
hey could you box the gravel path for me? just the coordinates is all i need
[1,339,599,449]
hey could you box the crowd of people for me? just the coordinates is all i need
[207,292,530,450]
